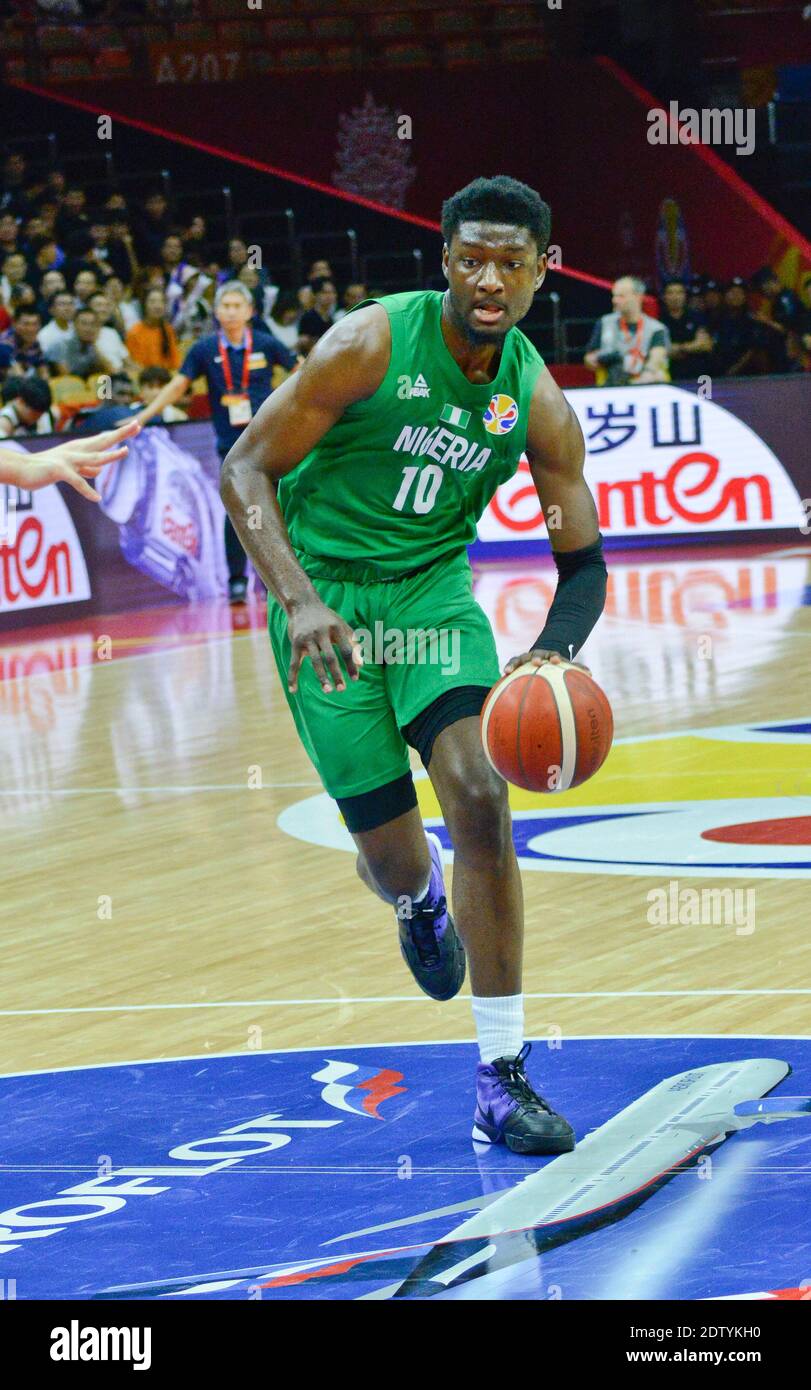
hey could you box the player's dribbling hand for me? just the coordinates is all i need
[503,648,592,677]
[286,599,364,694]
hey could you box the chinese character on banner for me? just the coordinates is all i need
[584,403,637,453]
[650,401,702,448]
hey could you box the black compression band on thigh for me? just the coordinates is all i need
[402,684,492,768]
[336,770,418,834]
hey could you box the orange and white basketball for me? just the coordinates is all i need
[480,660,613,793]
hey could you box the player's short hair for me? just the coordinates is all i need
[214,279,253,309]
[441,176,551,256]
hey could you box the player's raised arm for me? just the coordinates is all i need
[220,303,390,693]
[503,367,606,674]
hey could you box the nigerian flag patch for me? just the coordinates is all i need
[440,403,471,429]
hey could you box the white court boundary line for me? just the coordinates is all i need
[0,1033,808,1081]
[0,783,321,794]
[2,988,811,1018]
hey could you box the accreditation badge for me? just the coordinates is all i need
[222,393,252,426]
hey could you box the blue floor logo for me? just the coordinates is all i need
[1,1038,810,1300]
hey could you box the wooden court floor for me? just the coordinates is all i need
[1,540,810,1079]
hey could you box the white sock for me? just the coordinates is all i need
[410,873,432,905]
[471,994,524,1064]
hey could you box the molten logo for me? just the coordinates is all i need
[489,453,773,533]
[0,516,74,604]
[597,452,772,529]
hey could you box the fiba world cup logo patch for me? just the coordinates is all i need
[483,393,519,435]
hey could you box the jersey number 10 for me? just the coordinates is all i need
[392,464,444,514]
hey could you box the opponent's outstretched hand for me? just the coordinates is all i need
[0,418,140,501]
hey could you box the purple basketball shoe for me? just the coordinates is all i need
[473,1043,576,1154]
[397,832,466,1002]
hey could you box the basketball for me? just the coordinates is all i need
[480,661,613,793]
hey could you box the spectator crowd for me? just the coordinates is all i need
[0,149,371,437]
[2,147,810,438]
[584,269,811,386]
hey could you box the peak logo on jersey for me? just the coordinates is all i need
[395,373,431,400]
[483,394,519,435]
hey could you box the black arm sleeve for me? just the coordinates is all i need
[533,537,607,659]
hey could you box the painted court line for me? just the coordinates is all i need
[0,783,321,794]
[1,1033,807,1082]
[2,989,811,1018]
[1,1165,806,1176]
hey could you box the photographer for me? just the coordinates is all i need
[584,275,670,384]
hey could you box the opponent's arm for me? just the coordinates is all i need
[504,368,606,674]
[220,303,390,694]
[0,418,140,499]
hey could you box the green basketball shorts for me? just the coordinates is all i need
[266,547,501,798]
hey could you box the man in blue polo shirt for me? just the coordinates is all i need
[137,279,297,601]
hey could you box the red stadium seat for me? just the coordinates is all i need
[547,364,596,389]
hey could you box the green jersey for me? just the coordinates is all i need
[277,289,545,579]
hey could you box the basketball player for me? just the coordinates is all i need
[221,177,607,1154]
